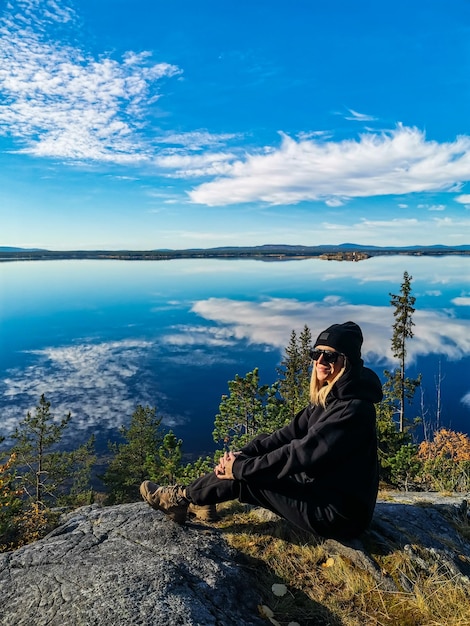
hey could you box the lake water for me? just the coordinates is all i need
[1,255,469,457]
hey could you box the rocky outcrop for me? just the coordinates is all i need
[0,503,265,626]
[1,493,469,626]
[325,492,470,592]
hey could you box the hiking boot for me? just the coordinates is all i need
[188,503,219,522]
[140,481,189,524]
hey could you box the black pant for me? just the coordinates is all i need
[186,471,360,539]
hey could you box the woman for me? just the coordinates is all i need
[140,321,383,539]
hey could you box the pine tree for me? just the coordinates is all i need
[298,324,313,404]
[48,436,96,507]
[157,432,183,484]
[277,325,313,418]
[375,398,412,484]
[102,404,164,503]
[0,453,23,546]
[11,394,72,507]
[376,272,422,484]
[212,368,287,450]
[388,271,421,432]
[10,395,95,508]
[177,455,215,484]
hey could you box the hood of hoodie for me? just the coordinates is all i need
[330,363,383,404]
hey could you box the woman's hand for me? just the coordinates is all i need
[214,451,239,480]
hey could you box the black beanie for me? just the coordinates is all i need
[314,321,363,365]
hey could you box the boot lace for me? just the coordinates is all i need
[161,485,186,506]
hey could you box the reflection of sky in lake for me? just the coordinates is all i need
[0,256,469,455]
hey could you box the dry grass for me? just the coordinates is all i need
[213,502,470,626]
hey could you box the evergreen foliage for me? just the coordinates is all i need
[10,394,70,506]
[158,432,183,484]
[177,456,215,484]
[49,436,96,507]
[101,404,186,503]
[0,454,23,547]
[376,271,423,483]
[10,394,95,508]
[375,400,411,484]
[387,271,421,432]
[386,443,421,491]
[0,395,95,549]
[212,367,288,451]
[4,273,470,554]
[102,404,164,503]
[277,325,313,418]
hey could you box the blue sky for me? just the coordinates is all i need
[1,0,470,250]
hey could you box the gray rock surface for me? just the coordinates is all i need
[0,503,265,626]
[251,492,470,593]
[1,493,469,625]
[326,492,470,592]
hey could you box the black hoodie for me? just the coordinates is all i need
[232,362,383,533]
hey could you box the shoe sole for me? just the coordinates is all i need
[140,480,161,511]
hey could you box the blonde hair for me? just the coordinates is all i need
[309,360,346,408]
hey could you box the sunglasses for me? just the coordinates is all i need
[309,349,343,364]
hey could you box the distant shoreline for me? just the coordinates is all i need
[0,244,469,262]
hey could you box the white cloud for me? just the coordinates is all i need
[154,151,236,178]
[325,198,346,207]
[10,0,76,24]
[417,203,446,212]
[297,130,333,140]
[0,330,242,442]
[157,131,239,151]
[455,194,470,204]
[452,297,470,306]
[4,0,470,220]
[190,297,470,364]
[2,292,470,441]
[344,108,378,122]
[162,325,237,347]
[0,339,164,438]
[319,215,470,251]
[354,217,422,229]
[189,126,470,206]
[0,1,181,162]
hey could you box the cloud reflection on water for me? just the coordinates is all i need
[3,296,470,442]
[191,296,470,364]
[1,339,162,439]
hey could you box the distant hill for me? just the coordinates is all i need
[153,243,470,258]
[0,246,46,252]
[0,243,469,261]
[170,243,470,253]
